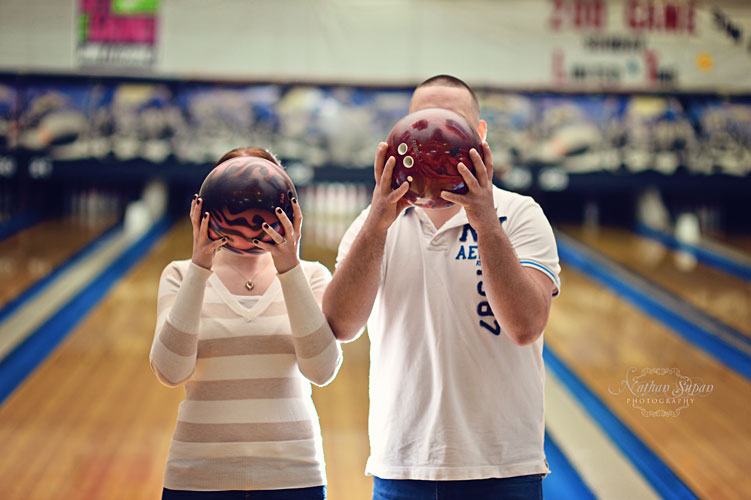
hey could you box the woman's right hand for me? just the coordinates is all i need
[190,195,227,270]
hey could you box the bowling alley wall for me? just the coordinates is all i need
[0,0,750,240]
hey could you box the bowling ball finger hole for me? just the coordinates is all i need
[403,156,414,168]
[397,143,408,155]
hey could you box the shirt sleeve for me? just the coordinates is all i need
[149,261,211,386]
[277,263,343,387]
[506,200,561,297]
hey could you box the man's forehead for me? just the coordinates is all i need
[409,85,478,125]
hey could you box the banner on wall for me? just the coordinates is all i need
[77,0,159,68]
[539,0,751,92]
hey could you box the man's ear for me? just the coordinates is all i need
[477,120,487,142]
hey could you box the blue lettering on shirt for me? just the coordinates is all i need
[456,224,478,260]
[475,268,501,336]
[459,224,477,242]
[455,245,479,260]
[457,217,506,337]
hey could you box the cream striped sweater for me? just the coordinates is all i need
[150,259,342,491]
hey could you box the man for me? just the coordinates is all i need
[323,75,560,500]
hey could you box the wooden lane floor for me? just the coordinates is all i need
[0,215,119,310]
[545,267,751,500]
[312,336,372,499]
[302,241,373,500]
[561,225,751,337]
[0,220,372,500]
[0,219,190,499]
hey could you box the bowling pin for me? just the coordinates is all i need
[583,201,600,236]
[636,187,671,232]
[674,212,700,271]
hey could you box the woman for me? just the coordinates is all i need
[150,148,341,499]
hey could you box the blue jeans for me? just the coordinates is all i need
[372,475,543,500]
[162,486,325,500]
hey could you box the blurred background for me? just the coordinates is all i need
[0,1,748,499]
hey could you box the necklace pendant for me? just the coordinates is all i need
[245,280,254,291]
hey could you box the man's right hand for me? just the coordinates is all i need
[367,142,410,233]
[322,143,409,341]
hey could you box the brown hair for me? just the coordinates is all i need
[215,147,282,167]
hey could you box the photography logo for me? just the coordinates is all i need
[608,367,714,417]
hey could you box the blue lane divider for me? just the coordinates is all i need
[0,221,122,325]
[0,216,174,405]
[636,223,751,281]
[543,430,597,500]
[544,346,699,500]
[0,213,42,242]
[557,236,751,381]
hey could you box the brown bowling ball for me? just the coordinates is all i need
[387,107,484,209]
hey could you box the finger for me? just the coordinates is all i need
[457,162,481,192]
[274,206,294,238]
[252,238,274,253]
[469,149,487,188]
[373,142,387,184]
[482,142,494,183]
[380,156,396,195]
[261,222,284,244]
[440,190,466,206]
[200,211,210,239]
[190,196,201,233]
[190,194,197,218]
[210,236,228,251]
[291,198,303,235]
[386,180,409,204]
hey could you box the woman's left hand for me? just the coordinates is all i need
[253,198,302,274]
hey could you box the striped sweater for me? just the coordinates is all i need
[150,259,342,491]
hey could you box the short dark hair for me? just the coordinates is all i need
[414,74,480,121]
[215,147,281,167]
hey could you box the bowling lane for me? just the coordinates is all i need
[545,268,751,500]
[0,219,190,499]
[714,234,751,257]
[0,220,373,500]
[561,225,751,336]
[0,215,119,310]
[300,242,373,500]
[312,336,372,500]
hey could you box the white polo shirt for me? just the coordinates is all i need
[336,186,560,481]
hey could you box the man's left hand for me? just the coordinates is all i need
[440,142,498,234]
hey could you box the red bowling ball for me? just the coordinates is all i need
[198,156,297,255]
[387,108,484,209]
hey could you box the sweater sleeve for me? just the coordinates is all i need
[277,263,343,386]
[150,261,212,387]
